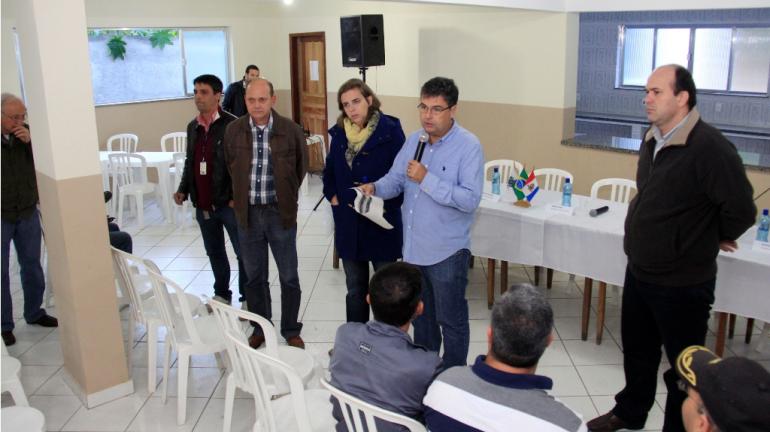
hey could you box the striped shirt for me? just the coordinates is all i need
[424,356,587,432]
[249,115,277,204]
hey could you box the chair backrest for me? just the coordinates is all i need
[225,330,318,432]
[111,248,155,323]
[533,167,573,192]
[320,378,427,432]
[590,178,637,203]
[107,133,138,153]
[108,153,148,188]
[161,132,187,153]
[172,152,186,187]
[146,268,204,347]
[484,159,523,184]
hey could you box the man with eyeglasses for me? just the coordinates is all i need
[1,93,58,347]
[674,345,770,432]
[360,77,484,369]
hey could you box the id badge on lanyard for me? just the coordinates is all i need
[199,160,207,176]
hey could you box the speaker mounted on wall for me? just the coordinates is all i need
[340,14,385,68]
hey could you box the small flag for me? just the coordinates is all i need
[512,167,539,202]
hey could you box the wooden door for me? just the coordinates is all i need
[290,32,328,145]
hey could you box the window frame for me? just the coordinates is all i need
[615,24,770,97]
[88,26,231,106]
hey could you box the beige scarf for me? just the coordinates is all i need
[343,111,380,167]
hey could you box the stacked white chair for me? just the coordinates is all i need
[321,378,427,432]
[224,331,335,432]
[208,301,318,432]
[106,133,138,153]
[1,406,45,431]
[160,132,187,153]
[171,152,192,226]
[109,153,158,228]
[111,248,203,394]
[2,347,28,406]
[146,268,227,425]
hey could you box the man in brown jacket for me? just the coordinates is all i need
[223,78,307,349]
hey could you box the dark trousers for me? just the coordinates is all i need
[196,207,245,302]
[1,209,47,332]
[237,205,302,339]
[413,249,471,369]
[341,259,393,323]
[612,268,714,432]
[108,222,133,253]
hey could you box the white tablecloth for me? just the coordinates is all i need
[100,151,176,223]
[471,189,770,323]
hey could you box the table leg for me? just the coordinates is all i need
[156,164,173,223]
[715,312,727,357]
[745,318,755,344]
[500,261,508,295]
[581,278,593,341]
[546,268,553,289]
[728,313,736,339]
[596,282,607,345]
[534,266,541,286]
[487,259,496,309]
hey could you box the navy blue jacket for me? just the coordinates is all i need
[323,113,405,261]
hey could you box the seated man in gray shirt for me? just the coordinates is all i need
[329,262,442,431]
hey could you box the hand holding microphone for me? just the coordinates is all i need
[407,133,429,183]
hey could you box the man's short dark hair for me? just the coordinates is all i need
[672,65,697,110]
[245,64,259,74]
[369,262,422,327]
[491,284,553,368]
[193,74,223,94]
[420,77,459,107]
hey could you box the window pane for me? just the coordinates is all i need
[655,28,690,68]
[622,28,654,86]
[692,28,732,91]
[730,28,770,93]
[183,30,229,95]
[89,29,184,105]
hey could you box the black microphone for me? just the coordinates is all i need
[413,133,429,162]
[589,206,610,217]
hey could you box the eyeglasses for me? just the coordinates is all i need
[417,103,454,115]
[2,112,27,122]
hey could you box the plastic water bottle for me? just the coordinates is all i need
[562,178,573,207]
[757,208,770,242]
[491,167,501,195]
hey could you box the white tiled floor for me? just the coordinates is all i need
[3,178,770,431]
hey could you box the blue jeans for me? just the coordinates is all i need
[196,207,245,302]
[237,205,302,339]
[413,249,470,369]
[341,259,393,323]
[2,209,47,332]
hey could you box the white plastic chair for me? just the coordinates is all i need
[532,167,575,289]
[483,159,523,188]
[590,178,637,203]
[208,301,318,432]
[109,153,158,228]
[111,248,203,394]
[172,152,192,226]
[1,406,45,431]
[160,132,187,153]
[147,268,227,425]
[581,178,637,344]
[533,167,573,193]
[2,354,28,406]
[224,331,335,432]
[107,133,138,153]
[321,378,427,432]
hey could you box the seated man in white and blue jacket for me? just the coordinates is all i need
[424,284,587,432]
[329,262,442,432]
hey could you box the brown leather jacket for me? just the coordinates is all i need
[223,110,308,229]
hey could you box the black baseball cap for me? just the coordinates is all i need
[675,345,770,432]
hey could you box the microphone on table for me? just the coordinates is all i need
[413,133,429,162]
[589,206,610,217]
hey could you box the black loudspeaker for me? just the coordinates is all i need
[340,14,385,68]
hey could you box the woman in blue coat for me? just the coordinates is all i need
[323,78,405,323]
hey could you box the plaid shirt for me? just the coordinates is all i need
[249,115,277,204]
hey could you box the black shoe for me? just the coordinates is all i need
[587,412,643,432]
[104,191,113,203]
[2,331,16,346]
[28,314,58,327]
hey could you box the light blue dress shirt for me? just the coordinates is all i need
[374,121,484,266]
